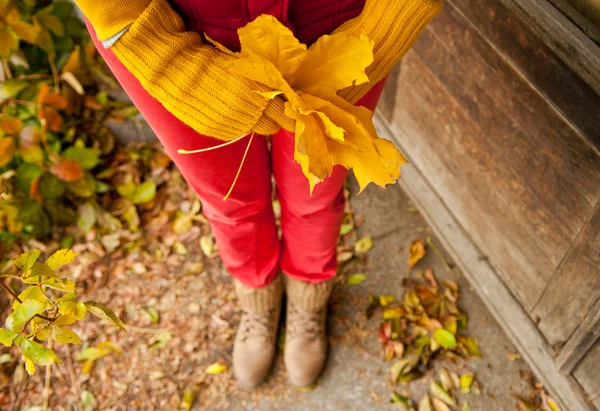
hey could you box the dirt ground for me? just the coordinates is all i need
[10,166,538,410]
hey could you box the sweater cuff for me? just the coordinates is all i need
[254,97,295,135]
[75,0,150,42]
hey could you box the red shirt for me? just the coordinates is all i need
[168,0,366,50]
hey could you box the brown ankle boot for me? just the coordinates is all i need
[233,275,283,387]
[284,276,334,387]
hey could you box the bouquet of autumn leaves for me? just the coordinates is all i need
[210,15,406,193]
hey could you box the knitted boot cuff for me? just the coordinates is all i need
[285,276,335,312]
[234,274,283,313]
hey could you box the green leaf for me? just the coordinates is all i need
[12,249,41,272]
[84,301,126,331]
[15,163,43,193]
[433,329,457,350]
[28,261,57,279]
[462,402,472,411]
[429,381,456,407]
[46,248,78,270]
[205,361,228,374]
[144,307,160,324]
[464,336,482,357]
[5,299,45,331]
[13,286,47,309]
[38,172,66,199]
[76,341,121,362]
[0,79,28,100]
[460,372,474,393]
[339,223,353,235]
[38,13,65,36]
[16,335,62,366]
[390,392,409,404]
[126,181,156,204]
[40,277,75,291]
[51,1,74,19]
[200,236,214,257]
[148,330,172,350]
[354,236,373,254]
[347,273,367,285]
[66,173,97,197]
[18,200,51,237]
[80,390,95,411]
[77,202,97,233]
[390,357,418,382]
[0,328,19,347]
[62,146,101,170]
[52,326,81,344]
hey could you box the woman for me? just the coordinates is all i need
[75,0,442,388]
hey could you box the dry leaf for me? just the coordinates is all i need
[431,398,452,411]
[408,240,426,270]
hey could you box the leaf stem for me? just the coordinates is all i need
[223,132,254,201]
[426,237,451,273]
[48,53,60,93]
[177,133,249,154]
[1,281,57,323]
[1,58,12,79]
[38,284,59,308]
[0,281,21,303]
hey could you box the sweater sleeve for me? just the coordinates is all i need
[75,0,293,141]
[334,0,443,104]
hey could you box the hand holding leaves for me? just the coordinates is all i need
[220,15,407,193]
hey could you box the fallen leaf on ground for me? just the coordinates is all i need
[347,273,367,285]
[205,361,228,374]
[408,239,426,270]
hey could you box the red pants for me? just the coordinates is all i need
[88,25,385,288]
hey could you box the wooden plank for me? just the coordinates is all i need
[377,63,401,123]
[557,299,600,373]
[415,6,600,238]
[447,0,600,149]
[390,51,555,309]
[390,6,600,308]
[573,339,600,405]
[533,203,600,346]
[498,0,600,96]
[373,113,595,411]
[547,0,600,44]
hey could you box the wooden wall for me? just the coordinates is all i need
[378,0,600,407]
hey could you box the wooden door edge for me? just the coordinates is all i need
[556,299,600,373]
[373,112,596,411]
[498,0,600,97]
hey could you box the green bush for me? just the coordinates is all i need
[0,0,160,249]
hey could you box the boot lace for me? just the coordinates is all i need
[286,303,324,340]
[239,309,276,342]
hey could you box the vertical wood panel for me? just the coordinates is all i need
[389,2,600,309]
[533,204,600,346]
[447,0,600,148]
[392,51,555,309]
[573,339,600,406]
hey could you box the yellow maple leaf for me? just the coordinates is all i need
[224,15,407,193]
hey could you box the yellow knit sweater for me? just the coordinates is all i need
[76,0,442,141]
